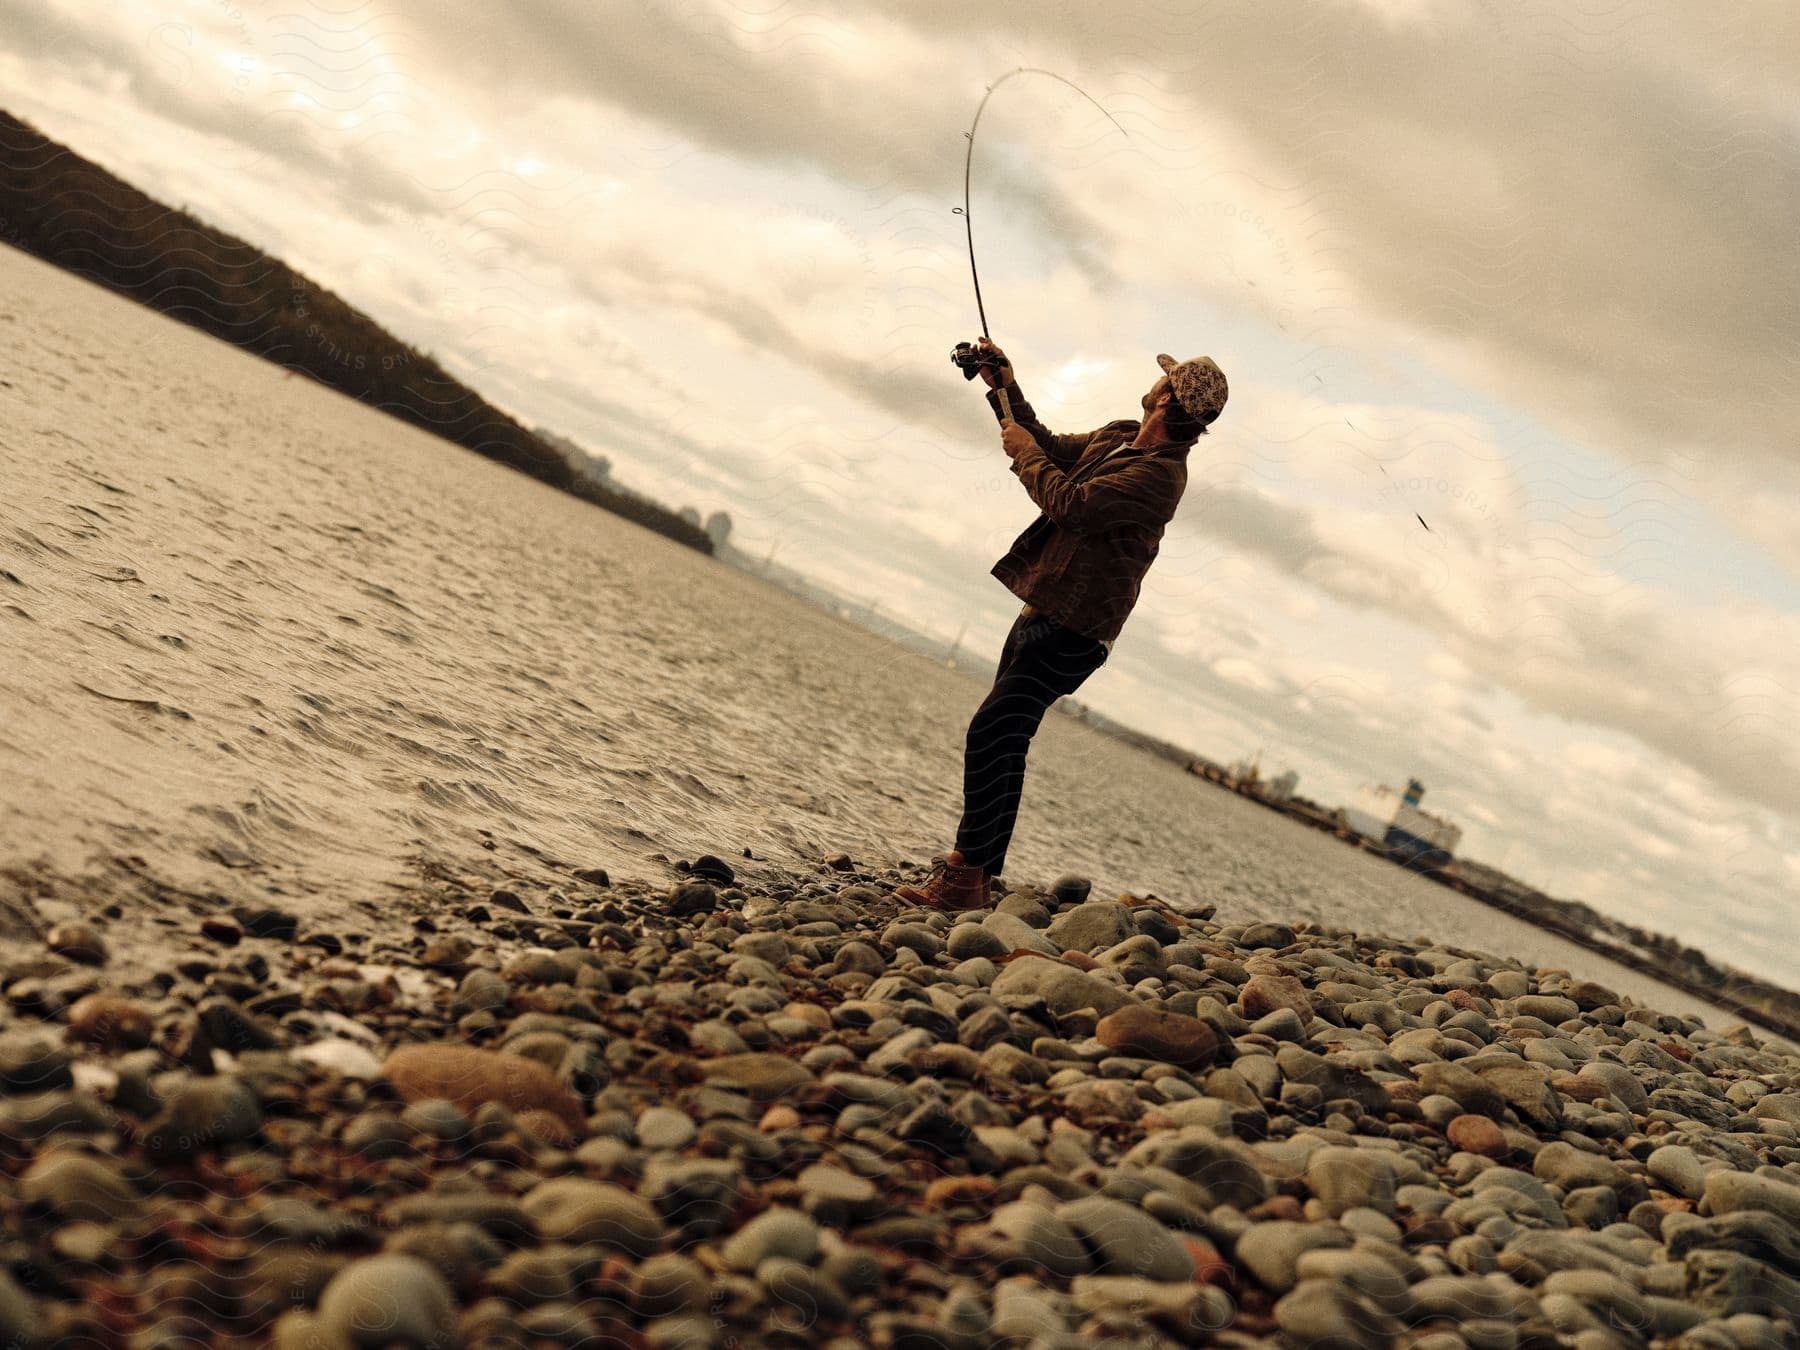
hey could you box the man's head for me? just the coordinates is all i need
[1148,353,1228,439]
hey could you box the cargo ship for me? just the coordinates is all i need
[1343,777,1463,871]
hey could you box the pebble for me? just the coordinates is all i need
[315,1254,457,1349]
[1239,921,1297,949]
[46,922,108,964]
[989,955,1136,1015]
[796,1163,879,1224]
[19,1152,143,1223]
[1055,1195,1193,1280]
[1304,1145,1400,1216]
[1233,1220,1353,1292]
[988,1199,1092,1278]
[630,1253,711,1317]
[0,1033,73,1095]
[700,1052,814,1101]
[141,1074,262,1156]
[1702,1170,1800,1228]
[522,1178,666,1254]
[1276,1277,1407,1349]
[1447,1112,1509,1157]
[721,1208,819,1271]
[635,1105,697,1151]
[65,994,154,1049]
[1242,973,1314,1023]
[1044,900,1134,951]
[382,1043,586,1131]
[1094,1004,1218,1067]
[1647,1143,1708,1199]
[291,1037,383,1079]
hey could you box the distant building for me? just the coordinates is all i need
[1226,748,1262,785]
[1345,776,1463,869]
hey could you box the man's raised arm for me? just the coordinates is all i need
[972,337,1097,470]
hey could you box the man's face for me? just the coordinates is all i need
[1142,373,1173,414]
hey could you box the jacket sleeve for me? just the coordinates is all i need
[986,383,1095,470]
[1009,440,1177,534]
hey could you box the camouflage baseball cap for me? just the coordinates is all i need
[1156,353,1228,432]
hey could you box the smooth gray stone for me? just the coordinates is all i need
[1682,1249,1800,1319]
[720,1208,819,1271]
[1233,1220,1352,1293]
[315,1254,457,1350]
[1647,1144,1707,1200]
[988,1200,1092,1278]
[1304,1145,1400,1217]
[1054,1195,1191,1281]
[990,956,1136,1016]
[1045,901,1136,953]
[1663,1210,1800,1276]
[1578,1060,1648,1112]
[1275,1277,1406,1349]
[1703,1171,1800,1230]
[521,1178,667,1255]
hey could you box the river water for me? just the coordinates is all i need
[0,245,1753,1030]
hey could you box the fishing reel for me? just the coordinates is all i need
[950,341,1006,381]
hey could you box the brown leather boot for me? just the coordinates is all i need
[893,849,991,911]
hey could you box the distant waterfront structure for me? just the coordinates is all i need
[1345,776,1463,869]
[1265,768,1299,802]
[1226,748,1263,785]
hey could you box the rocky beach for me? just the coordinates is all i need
[2,851,1797,1348]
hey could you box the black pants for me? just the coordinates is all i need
[954,610,1108,877]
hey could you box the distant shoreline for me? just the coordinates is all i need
[1183,765,1800,1043]
[0,109,713,555]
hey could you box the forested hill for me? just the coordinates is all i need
[0,110,711,554]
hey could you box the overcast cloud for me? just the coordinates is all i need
[2,0,1795,981]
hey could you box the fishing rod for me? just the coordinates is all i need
[949,67,1128,420]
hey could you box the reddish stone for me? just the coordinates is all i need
[924,1175,995,1209]
[66,994,154,1049]
[1095,1006,1219,1068]
[1446,1113,1509,1158]
[782,1002,831,1031]
[382,1044,586,1132]
[1061,951,1100,971]
[1247,1195,1304,1221]
[1552,1074,1614,1105]
[1240,974,1314,1024]
[1184,1238,1234,1288]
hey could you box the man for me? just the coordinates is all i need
[895,336,1228,910]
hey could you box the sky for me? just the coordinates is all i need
[4,0,1797,984]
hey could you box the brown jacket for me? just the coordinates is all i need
[986,382,1192,644]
